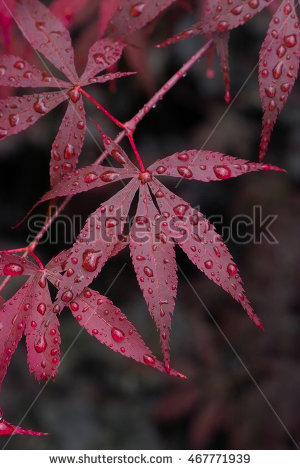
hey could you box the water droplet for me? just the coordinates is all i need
[34,334,47,353]
[82,249,101,272]
[70,301,79,311]
[100,171,119,182]
[111,149,126,164]
[284,34,297,48]
[14,60,25,70]
[84,171,98,183]
[213,165,231,179]
[93,53,105,65]
[8,114,19,127]
[61,290,73,302]
[248,0,259,8]
[130,3,145,17]
[277,45,286,58]
[83,289,92,298]
[173,204,188,218]
[35,21,45,30]
[204,260,213,269]
[31,321,37,328]
[37,303,46,315]
[64,143,75,159]
[265,86,276,98]
[178,153,189,161]
[106,217,118,228]
[177,166,193,178]
[0,66,6,76]
[143,354,155,366]
[144,266,153,277]
[273,61,283,79]
[34,97,47,114]
[67,87,81,103]
[0,128,8,139]
[111,327,125,342]
[139,171,152,184]
[156,165,166,174]
[77,121,84,130]
[227,263,238,275]
[155,190,164,198]
[3,263,24,276]
[217,21,229,32]
[231,5,243,15]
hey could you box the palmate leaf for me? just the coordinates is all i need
[258,0,300,161]
[40,142,282,367]
[0,0,130,184]
[0,408,47,436]
[0,246,179,389]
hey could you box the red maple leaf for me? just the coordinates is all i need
[0,249,183,389]
[30,136,284,369]
[0,0,132,185]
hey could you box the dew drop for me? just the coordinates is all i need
[156,165,166,174]
[130,2,145,17]
[67,87,81,103]
[84,171,98,183]
[144,266,153,277]
[284,34,297,48]
[3,263,24,276]
[34,97,47,114]
[61,290,73,302]
[37,303,46,315]
[204,260,213,269]
[177,166,193,178]
[227,263,238,275]
[64,143,75,159]
[82,249,101,272]
[213,165,231,179]
[273,61,283,79]
[100,171,119,182]
[111,149,126,164]
[14,60,25,70]
[70,301,79,311]
[143,354,155,366]
[8,114,19,127]
[111,327,125,342]
[173,204,188,218]
[34,334,47,353]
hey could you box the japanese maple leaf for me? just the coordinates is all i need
[34,138,283,367]
[0,408,47,436]
[258,0,300,160]
[0,0,131,185]
[0,249,182,388]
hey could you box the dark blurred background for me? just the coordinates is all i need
[1,1,300,450]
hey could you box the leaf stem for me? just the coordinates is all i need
[127,132,145,171]
[79,87,125,129]
[125,40,213,132]
[95,40,213,165]
[0,197,70,294]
